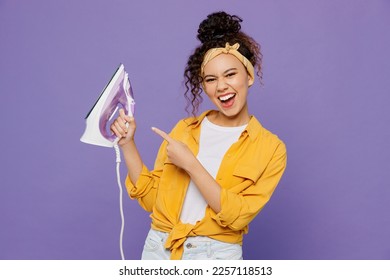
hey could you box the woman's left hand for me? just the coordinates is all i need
[152,127,197,171]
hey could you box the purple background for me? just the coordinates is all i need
[1,0,389,260]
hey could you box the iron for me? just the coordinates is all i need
[80,64,135,147]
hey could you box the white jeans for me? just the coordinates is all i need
[141,228,243,260]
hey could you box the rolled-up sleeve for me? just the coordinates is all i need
[125,164,160,212]
[212,142,287,231]
[125,140,168,212]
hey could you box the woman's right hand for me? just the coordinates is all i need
[110,108,136,147]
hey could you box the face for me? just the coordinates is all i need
[202,53,254,126]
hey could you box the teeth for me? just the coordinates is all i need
[218,93,235,101]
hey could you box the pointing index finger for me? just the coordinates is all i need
[151,127,172,142]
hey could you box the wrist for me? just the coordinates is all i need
[119,139,135,150]
[184,156,201,175]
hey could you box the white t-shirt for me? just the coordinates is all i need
[179,116,247,224]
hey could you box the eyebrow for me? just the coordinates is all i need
[204,67,238,78]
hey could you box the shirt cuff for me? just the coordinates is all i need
[211,189,242,230]
[125,164,154,199]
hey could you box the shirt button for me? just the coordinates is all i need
[186,243,192,249]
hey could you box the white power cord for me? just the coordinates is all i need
[114,143,126,260]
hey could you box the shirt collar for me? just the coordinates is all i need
[245,115,263,142]
[185,110,211,128]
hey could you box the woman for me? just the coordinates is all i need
[111,11,287,260]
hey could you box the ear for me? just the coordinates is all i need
[248,75,254,87]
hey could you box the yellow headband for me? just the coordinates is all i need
[201,42,255,82]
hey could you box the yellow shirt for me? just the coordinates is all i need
[126,110,287,259]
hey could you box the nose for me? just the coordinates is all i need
[216,77,228,92]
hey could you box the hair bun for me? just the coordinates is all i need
[197,11,242,43]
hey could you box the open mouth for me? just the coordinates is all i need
[218,93,236,103]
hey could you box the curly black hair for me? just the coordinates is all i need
[184,11,263,116]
